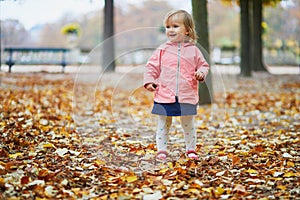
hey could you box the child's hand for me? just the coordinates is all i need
[145,83,157,92]
[195,71,205,81]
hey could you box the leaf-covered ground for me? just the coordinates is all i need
[0,71,299,199]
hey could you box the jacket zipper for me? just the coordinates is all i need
[176,43,181,97]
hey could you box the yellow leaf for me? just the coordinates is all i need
[0,177,5,185]
[43,143,55,148]
[271,177,283,181]
[286,161,294,167]
[240,151,249,156]
[277,185,287,190]
[261,153,269,157]
[126,175,138,183]
[99,195,108,200]
[146,149,155,154]
[215,187,225,195]
[202,187,213,193]
[217,151,226,156]
[9,152,23,159]
[159,168,169,173]
[95,159,106,166]
[167,162,173,169]
[246,168,258,174]
[109,193,118,199]
[283,172,295,177]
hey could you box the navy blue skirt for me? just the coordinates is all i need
[151,96,197,116]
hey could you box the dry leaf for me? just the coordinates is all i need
[233,184,246,194]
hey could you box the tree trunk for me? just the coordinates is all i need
[103,0,115,72]
[240,0,252,77]
[0,20,2,71]
[251,0,268,71]
[192,0,214,104]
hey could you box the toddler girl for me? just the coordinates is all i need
[144,10,209,160]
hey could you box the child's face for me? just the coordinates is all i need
[165,15,188,43]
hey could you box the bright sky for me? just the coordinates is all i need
[0,0,191,30]
[0,0,103,29]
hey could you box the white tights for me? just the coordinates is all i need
[156,115,196,152]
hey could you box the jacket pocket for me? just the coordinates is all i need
[155,83,175,101]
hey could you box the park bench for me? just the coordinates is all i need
[3,47,70,73]
[213,45,240,65]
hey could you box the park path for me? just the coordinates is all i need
[0,63,299,74]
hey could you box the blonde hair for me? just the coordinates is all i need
[164,10,198,43]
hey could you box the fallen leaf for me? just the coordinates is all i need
[233,184,246,194]
[232,155,241,165]
[216,170,226,176]
[126,175,138,183]
[143,191,162,200]
[246,168,258,174]
[282,153,293,158]
[9,152,23,159]
[55,148,69,157]
[273,172,284,177]
[42,143,56,148]
[215,187,225,195]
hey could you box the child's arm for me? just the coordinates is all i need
[195,48,210,82]
[144,49,161,90]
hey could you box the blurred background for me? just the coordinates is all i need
[0,0,299,66]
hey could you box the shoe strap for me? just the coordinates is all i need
[186,150,197,155]
[157,150,168,156]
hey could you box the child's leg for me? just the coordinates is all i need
[180,115,196,151]
[156,115,172,152]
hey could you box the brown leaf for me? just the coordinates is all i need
[20,176,30,185]
[232,155,240,165]
[233,184,246,195]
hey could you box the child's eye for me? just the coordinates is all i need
[165,26,170,29]
[173,25,179,28]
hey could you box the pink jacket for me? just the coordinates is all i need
[144,41,209,104]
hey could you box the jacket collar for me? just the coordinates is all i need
[165,41,194,47]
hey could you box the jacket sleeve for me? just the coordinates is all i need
[195,48,210,82]
[143,49,161,87]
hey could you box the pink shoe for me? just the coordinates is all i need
[186,150,199,160]
[156,150,168,161]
